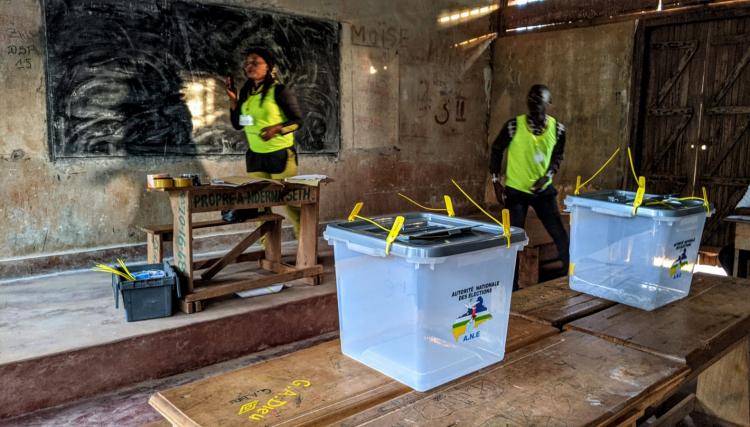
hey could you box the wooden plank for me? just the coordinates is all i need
[567,274,750,369]
[510,276,615,327]
[696,337,750,426]
[517,246,539,288]
[149,317,557,427]
[340,330,688,427]
[297,187,320,286]
[259,260,296,274]
[171,191,194,292]
[186,266,324,302]
[140,214,284,240]
[200,222,271,281]
[736,221,750,250]
[643,393,695,427]
[147,232,164,264]
[193,250,266,271]
[188,185,317,214]
[265,217,282,264]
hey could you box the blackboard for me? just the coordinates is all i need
[42,0,340,158]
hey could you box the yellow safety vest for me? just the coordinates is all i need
[240,84,295,153]
[505,114,558,194]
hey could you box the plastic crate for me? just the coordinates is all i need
[565,190,710,311]
[324,213,528,392]
[111,261,181,322]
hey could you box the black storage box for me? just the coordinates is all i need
[111,261,181,322]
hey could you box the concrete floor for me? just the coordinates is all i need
[0,245,334,365]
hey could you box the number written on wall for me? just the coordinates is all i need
[7,45,35,69]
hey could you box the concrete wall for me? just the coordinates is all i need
[0,0,495,258]
[489,21,636,200]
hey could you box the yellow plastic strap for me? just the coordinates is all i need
[385,216,405,255]
[677,192,711,214]
[702,186,709,214]
[577,147,621,194]
[451,179,502,227]
[117,259,134,280]
[627,147,639,182]
[568,262,576,276]
[645,200,675,208]
[347,202,391,233]
[632,176,646,216]
[348,202,363,221]
[444,195,455,217]
[398,192,453,215]
[451,179,512,248]
[574,176,582,195]
[501,208,511,248]
[93,263,135,281]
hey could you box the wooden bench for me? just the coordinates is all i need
[140,213,284,264]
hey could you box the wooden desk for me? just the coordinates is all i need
[149,317,557,426]
[725,215,750,277]
[341,331,687,427]
[568,274,750,426]
[153,181,324,312]
[510,275,615,327]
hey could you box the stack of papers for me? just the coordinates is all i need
[284,174,330,186]
[209,176,282,187]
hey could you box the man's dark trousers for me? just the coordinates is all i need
[505,185,570,291]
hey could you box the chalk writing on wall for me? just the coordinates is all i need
[435,95,467,125]
[43,0,341,158]
[3,23,37,70]
[6,44,35,69]
[351,24,406,49]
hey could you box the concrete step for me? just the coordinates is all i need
[0,244,338,420]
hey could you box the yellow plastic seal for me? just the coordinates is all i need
[348,202,364,222]
[501,208,511,248]
[632,176,646,216]
[444,195,455,217]
[385,216,405,255]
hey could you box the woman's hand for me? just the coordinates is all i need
[260,124,283,141]
[224,76,238,108]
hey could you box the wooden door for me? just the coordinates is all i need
[634,12,750,247]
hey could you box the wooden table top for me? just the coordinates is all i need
[340,330,688,427]
[510,276,616,327]
[149,317,557,427]
[567,273,750,369]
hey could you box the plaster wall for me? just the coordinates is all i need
[0,0,494,258]
[490,21,636,198]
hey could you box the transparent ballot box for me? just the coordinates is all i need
[324,213,527,391]
[565,190,709,311]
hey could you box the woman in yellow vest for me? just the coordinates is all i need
[224,47,303,236]
[489,84,569,291]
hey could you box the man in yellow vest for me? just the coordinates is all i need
[489,84,569,291]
